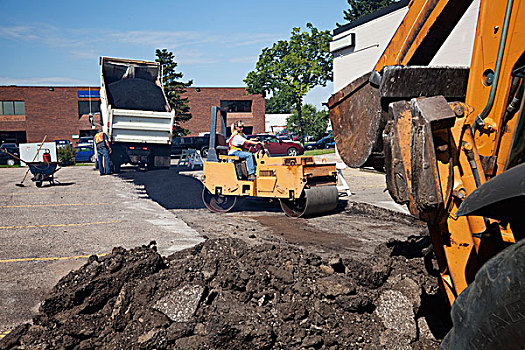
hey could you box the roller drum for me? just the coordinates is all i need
[280,185,338,217]
[202,188,237,213]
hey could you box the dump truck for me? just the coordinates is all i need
[328,0,524,348]
[98,56,175,171]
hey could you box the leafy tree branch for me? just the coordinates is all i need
[155,49,193,137]
[245,23,332,141]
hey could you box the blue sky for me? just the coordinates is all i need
[0,0,348,109]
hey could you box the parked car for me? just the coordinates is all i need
[247,134,304,156]
[74,146,95,163]
[275,130,299,141]
[305,135,334,150]
[0,144,20,165]
[171,134,226,158]
[55,140,72,149]
[77,136,95,148]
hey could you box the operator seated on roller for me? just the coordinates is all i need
[228,120,263,181]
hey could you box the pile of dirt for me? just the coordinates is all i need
[0,238,450,349]
[107,78,168,112]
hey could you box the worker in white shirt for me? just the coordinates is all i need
[227,120,262,180]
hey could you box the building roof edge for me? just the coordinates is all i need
[333,0,410,36]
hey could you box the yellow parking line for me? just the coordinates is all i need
[0,220,123,230]
[0,203,108,209]
[0,253,108,264]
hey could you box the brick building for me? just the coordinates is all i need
[0,86,264,144]
[0,86,99,144]
[182,87,265,136]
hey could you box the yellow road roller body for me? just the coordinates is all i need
[201,152,338,217]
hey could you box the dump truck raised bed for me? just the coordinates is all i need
[98,56,175,171]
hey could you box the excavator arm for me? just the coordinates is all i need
[329,0,525,305]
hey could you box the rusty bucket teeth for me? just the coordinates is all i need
[280,185,338,218]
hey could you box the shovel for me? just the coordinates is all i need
[16,136,47,187]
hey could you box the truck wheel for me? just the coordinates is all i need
[440,239,525,350]
[113,161,121,173]
[146,155,155,170]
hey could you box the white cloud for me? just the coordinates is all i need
[0,26,39,41]
[0,23,279,67]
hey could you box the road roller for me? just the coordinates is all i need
[201,150,339,217]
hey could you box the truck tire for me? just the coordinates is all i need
[112,161,121,173]
[146,155,155,171]
[440,239,525,350]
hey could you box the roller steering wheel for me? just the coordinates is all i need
[255,142,267,159]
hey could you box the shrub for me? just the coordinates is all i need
[57,145,76,166]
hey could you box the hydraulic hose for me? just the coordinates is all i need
[474,0,515,129]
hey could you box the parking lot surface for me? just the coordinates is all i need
[0,165,203,334]
[0,154,414,338]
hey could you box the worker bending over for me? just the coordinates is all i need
[228,120,262,181]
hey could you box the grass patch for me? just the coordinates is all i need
[304,148,335,156]
[0,164,21,168]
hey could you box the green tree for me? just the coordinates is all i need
[155,49,193,136]
[245,23,332,141]
[265,94,294,114]
[286,104,329,141]
[340,0,397,25]
[57,145,75,166]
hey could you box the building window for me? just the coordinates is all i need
[78,101,101,117]
[220,100,252,113]
[0,101,25,115]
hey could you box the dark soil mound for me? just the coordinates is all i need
[107,78,167,112]
[1,238,448,349]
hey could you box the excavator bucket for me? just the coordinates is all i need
[327,73,384,168]
[328,67,469,170]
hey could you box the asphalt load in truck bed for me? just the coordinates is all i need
[107,78,168,112]
[1,236,451,349]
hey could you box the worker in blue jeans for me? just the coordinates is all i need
[228,120,262,180]
[94,131,112,175]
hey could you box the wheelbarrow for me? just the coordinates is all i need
[26,162,61,187]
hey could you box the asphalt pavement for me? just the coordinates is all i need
[0,164,203,335]
[0,154,409,337]
[318,152,410,215]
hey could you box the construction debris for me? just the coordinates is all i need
[1,236,450,349]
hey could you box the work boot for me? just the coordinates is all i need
[247,174,256,181]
